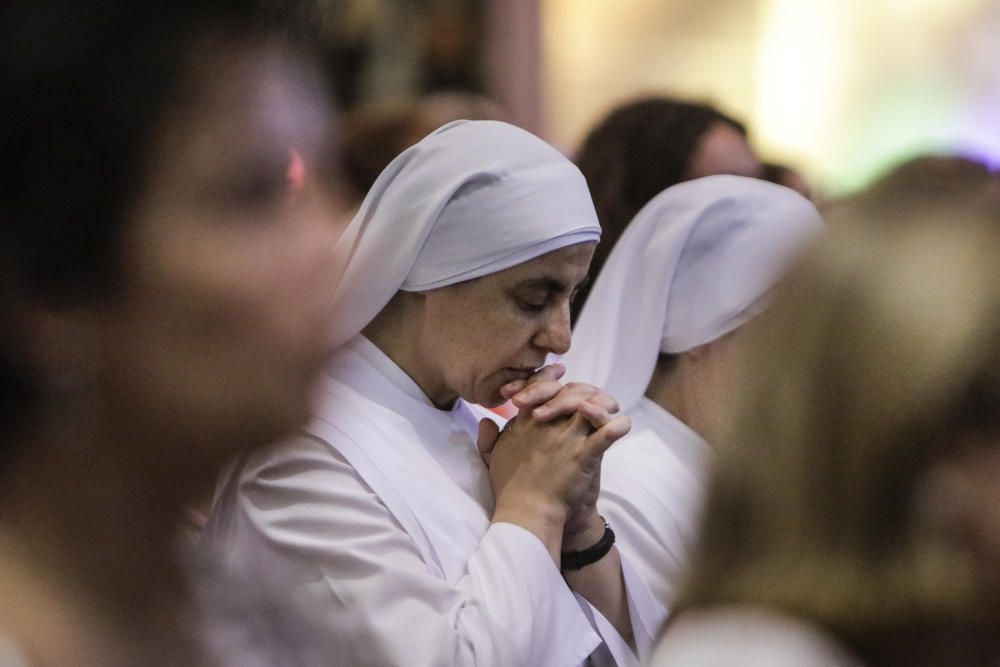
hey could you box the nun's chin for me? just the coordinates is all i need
[478,393,507,409]
[465,380,506,409]
[465,389,501,409]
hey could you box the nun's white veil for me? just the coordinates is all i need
[330,120,601,348]
[564,175,823,412]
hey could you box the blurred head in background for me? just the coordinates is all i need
[337,92,505,209]
[669,188,1000,666]
[762,161,813,200]
[824,154,999,218]
[0,1,338,663]
[572,97,761,320]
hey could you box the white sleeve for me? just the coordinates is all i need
[205,434,602,667]
[620,547,669,660]
[571,547,668,667]
[597,434,701,612]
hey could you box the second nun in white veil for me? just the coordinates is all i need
[563,175,824,611]
[202,120,664,666]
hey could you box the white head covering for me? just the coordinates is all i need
[564,175,823,411]
[329,120,601,348]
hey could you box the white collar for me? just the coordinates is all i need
[344,335,457,413]
[317,336,492,584]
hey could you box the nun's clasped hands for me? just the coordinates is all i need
[478,363,629,545]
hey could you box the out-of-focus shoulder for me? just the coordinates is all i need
[650,607,863,667]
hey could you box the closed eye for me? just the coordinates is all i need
[517,299,547,313]
[510,276,577,314]
[570,275,590,303]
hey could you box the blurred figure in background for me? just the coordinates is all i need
[572,97,762,321]
[338,92,505,209]
[562,176,823,611]
[652,191,1000,666]
[261,0,490,109]
[761,161,813,200]
[0,2,342,664]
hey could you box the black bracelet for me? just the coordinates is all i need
[561,518,615,571]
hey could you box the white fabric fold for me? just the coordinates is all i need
[565,175,823,412]
[203,338,616,666]
[330,119,601,348]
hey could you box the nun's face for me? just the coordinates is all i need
[419,242,596,407]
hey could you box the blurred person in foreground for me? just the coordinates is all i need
[0,2,343,664]
[572,97,762,321]
[202,120,665,666]
[823,153,999,217]
[651,191,1000,666]
[562,176,823,611]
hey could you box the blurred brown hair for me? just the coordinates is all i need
[338,92,503,207]
[676,187,1000,656]
[824,154,999,218]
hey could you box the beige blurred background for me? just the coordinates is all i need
[305,0,1000,196]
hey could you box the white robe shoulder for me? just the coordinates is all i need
[650,607,862,667]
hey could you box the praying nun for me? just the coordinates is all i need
[202,121,665,666]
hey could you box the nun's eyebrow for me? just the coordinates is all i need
[514,275,590,299]
[515,278,568,294]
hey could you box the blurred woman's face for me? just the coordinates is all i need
[99,42,340,455]
[922,437,1000,601]
[687,121,761,180]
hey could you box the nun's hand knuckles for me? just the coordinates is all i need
[510,379,563,411]
[515,381,621,428]
[487,412,599,511]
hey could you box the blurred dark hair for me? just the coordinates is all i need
[761,162,792,185]
[338,93,504,207]
[762,161,812,200]
[676,192,1000,659]
[0,1,300,460]
[572,97,747,321]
